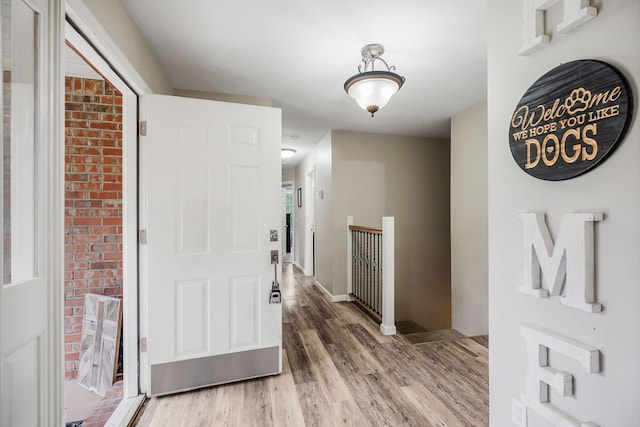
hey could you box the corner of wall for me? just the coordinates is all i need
[450,101,488,337]
[75,0,173,94]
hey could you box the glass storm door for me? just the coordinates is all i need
[1,0,64,424]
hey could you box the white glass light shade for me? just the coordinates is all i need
[281,148,296,159]
[344,71,404,116]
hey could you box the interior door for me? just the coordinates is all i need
[1,0,64,424]
[141,94,282,396]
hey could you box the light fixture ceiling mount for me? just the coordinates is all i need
[344,44,405,117]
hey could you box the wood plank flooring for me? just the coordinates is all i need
[132,264,489,426]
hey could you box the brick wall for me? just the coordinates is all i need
[64,77,123,380]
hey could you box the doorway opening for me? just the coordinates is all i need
[63,46,124,424]
[305,169,316,276]
[282,181,294,263]
[63,19,140,426]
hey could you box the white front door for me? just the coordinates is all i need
[1,0,64,425]
[140,95,282,396]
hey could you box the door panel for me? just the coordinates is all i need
[141,95,282,396]
[1,0,63,424]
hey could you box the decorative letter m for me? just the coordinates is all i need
[518,212,602,312]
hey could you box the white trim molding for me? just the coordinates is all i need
[65,0,153,94]
[293,262,306,276]
[314,280,347,303]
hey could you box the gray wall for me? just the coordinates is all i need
[488,0,640,425]
[297,130,451,331]
[282,168,295,182]
[450,101,488,336]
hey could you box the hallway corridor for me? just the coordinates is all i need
[133,264,489,426]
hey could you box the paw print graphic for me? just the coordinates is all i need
[564,87,592,114]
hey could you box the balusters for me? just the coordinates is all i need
[350,227,383,317]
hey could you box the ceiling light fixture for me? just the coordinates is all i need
[344,44,405,117]
[281,148,296,159]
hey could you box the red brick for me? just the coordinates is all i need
[67,146,101,156]
[90,120,119,130]
[88,225,118,234]
[103,287,123,296]
[90,243,119,252]
[102,113,122,122]
[73,218,102,225]
[103,235,122,243]
[103,183,122,192]
[66,119,88,128]
[74,235,102,244]
[74,252,101,262]
[102,218,122,226]
[89,191,119,200]
[71,128,102,138]
[66,226,90,235]
[102,148,122,156]
[90,261,120,270]
[72,111,100,121]
[74,288,105,298]
[74,200,102,208]
[101,166,122,174]
[73,270,104,279]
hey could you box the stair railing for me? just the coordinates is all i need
[346,216,395,335]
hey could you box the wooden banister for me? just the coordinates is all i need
[348,225,382,234]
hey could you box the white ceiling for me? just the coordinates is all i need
[121,0,487,167]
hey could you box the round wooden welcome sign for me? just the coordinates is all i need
[509,60,633,181]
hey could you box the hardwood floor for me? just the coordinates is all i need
[133,264,489,426]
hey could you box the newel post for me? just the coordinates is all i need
[380,217,396,335]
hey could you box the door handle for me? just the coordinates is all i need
[269,250,281,304]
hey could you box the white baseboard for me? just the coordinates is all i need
[380,324,397,336]
[293,262,306,275]
[314,280,347,303]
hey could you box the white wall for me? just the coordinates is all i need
[80,0,173,94]
[451,101,488,337]
[173,89,271,107]
[294,133,332,287]
[313,135,333,294]
[488,0,640,425]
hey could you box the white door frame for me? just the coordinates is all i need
[305,169,316,276]
[282,180,294,256]
[64,0,151,421]
[64,19,140,395]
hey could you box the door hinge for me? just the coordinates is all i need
[140,337,147,353]
[140,120,147,136]
[139,229,148,245]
